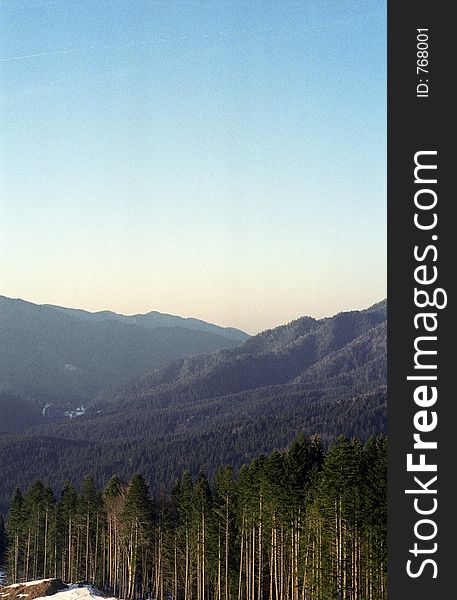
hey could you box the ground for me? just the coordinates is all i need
[0,580,118,600]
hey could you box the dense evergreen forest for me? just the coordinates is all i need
[0,302,386,512]
[1,435,386,600]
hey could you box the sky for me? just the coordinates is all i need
[0,0,386,334]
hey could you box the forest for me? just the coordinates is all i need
[1,435,386,600]
[0,302,386,512]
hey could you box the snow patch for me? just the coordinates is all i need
[4,580,55,589]
[42,403,52,417]
[0,581,119,600]
[64,407,85,419]
[38,585,117,600]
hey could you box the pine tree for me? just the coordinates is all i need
[0,514,6,569]
[23,480,47,581]
[2,435,387,599]
[193,471,212,600]
[214,466,237,600]
[360,436,387,599]
[121,474,152,599]
[6,487,24,583]
[58,481,78,582]
[103,475,125,594]
[172,470,194,600]
[42,486,56,579]
[78,476,101,583]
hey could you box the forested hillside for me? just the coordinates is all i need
[2,435,387,600]
[0,301,386,512]
[0,296,246,418]
[94,300,386,412]
[0,391,43,433]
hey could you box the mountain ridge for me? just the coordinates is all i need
[43,301,249,341]
[0,295,247,416]
[94,299,386,412]
[0,298,386,512]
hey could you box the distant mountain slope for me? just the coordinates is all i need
[45,303,248,341]
[0,390,43,433]
[295,320,387,385]
[0,299,386,512]
[0,296,246,414]
[95,300,386,411]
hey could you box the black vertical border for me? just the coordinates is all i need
[388,2,453,597]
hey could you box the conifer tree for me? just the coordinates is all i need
[6,487,24,583]
[214,466,237,600]
[41,486,56,579]
[78,476,102,583]
[193,471,212,600]
[0,514,6,569]
[2,436,386,599]
[121,474,152,599]
[172,470,194,600]
[103,475,125,594]
[23,480,47,581]
[58,481,78,582]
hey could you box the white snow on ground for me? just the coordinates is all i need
[64,407,86,419]
[4,579,56,589]
[38,585,117,600]
[0,581,119,600]
[42,403,52,417]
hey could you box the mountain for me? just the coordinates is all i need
[45,303,248,341]
[0,296,248,420]
[94,299,386,412]
[0,299,386,512]
[0,390,43,433]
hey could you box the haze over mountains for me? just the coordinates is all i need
[0,295,248,425]
[0,296,386,511]
[45,302,248,341]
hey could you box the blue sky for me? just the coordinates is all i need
[0,1,386,333]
